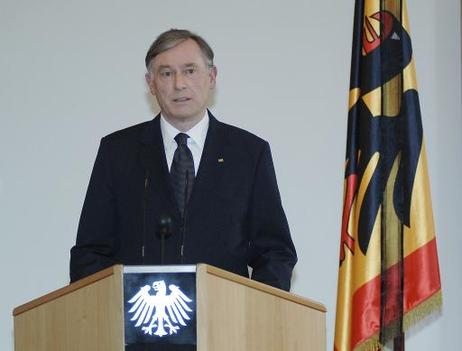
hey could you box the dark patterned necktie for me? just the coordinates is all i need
[170,133,195,217]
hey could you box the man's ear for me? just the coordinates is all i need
[209,65,217,88]
[145,72,156,96]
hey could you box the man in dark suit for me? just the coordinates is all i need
[70,29,297,291]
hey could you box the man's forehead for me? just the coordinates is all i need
[151,39,207,68]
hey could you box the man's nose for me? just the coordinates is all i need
[174,73,187,90]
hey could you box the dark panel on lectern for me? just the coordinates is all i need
[123,267,196,351]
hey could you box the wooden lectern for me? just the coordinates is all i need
[13,264,326,351]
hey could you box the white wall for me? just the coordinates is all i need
[0,0,460,350]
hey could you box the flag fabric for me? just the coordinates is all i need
[334,0,442,350]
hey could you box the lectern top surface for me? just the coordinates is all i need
[124,265,196,274]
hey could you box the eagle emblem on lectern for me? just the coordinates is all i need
[127,280,193,337]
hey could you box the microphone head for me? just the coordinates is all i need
[157,214,173,239]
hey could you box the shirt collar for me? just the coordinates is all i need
[160,111,209,149]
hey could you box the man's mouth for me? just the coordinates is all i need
[173,97,191,102]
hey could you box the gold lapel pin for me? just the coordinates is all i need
[218,158,224,163]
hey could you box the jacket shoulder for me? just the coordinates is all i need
[101,120,151,145]
[217,120,268,150]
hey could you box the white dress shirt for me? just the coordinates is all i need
[160,112,209,176]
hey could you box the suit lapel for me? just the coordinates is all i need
[138,116,181,221]
[187,112,226,219]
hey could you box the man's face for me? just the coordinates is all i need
[146,39,217,126]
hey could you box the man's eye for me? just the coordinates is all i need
[160,71,172,77]
[184,68,195,75]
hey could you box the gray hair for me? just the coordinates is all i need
[145,29,214,70]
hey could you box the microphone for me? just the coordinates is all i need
[141,170,150,264]
[180,170,190,263]
[157,214,173,264]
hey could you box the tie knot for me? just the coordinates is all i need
[174,133,189,146]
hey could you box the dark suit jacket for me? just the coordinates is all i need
[70,112,297,290]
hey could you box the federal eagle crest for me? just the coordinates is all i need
[127,280,193,337]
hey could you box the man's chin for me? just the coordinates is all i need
[163,109,205,124]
